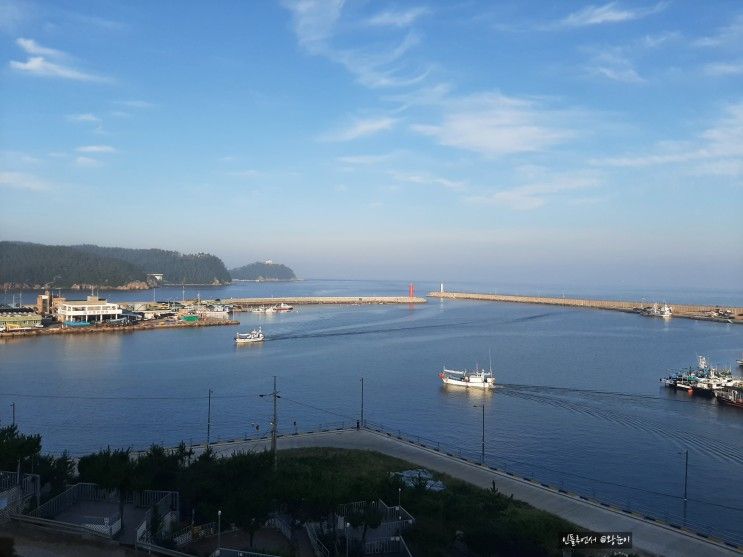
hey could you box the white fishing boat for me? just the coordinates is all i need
[439,363,496,390]
[737,354,743,368]
[234,327,264,344]
[275,302,294,312]
[659,303,672,319]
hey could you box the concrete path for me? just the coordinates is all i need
[199,428,741,557]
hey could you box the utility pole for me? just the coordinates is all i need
[473,404,485,464]
[207,389,212,448]
[260,376,280,470]
[683,450,688,501]
[360,377,364,427]
[10,402,15,426]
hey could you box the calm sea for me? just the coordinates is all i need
[1,280,742,543]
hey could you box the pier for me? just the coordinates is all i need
[183,428,741,557]
[428,291,743,324]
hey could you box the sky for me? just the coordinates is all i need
[0,1,742,288]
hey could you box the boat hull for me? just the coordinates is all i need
[440,377,495,390]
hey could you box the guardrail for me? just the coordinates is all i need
[304,522,330,557]
[29,483,117,520]
[362,420,743,547]
[11,514,113,539]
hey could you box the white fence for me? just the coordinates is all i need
[304,522,330,557]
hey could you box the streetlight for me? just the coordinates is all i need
[473,404,485,464]
[345,522,350,557]
[397,486,401,508]
[217,510,222,556]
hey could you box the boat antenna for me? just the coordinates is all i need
[489,348,492,374]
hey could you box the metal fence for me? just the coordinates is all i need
[304,521,330,557]
[363,420,743,547]
[29,482,117,520]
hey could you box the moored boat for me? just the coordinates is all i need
[275,302,294,312]
[715,387,743,408]
[235,327,264,344]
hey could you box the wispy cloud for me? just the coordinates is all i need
[0,171,51,190]
[558,2,666,28]
[283,1,430,88]
[593,102,743,178]
[74,156,100,167]
[337,152,398,165]
[411,93,573,157]
[322,117,397,141]
[113,100,154,109]
[704,61,743,76]
[465,175,598,210]
[390,171,465,191]
[693,14,743,48]
[16,37,65,57]
[228,170,261,178]
[10,37,109,82]
[367,7,429,28]
[76,145,116,153]
[67,113,101,123]
[588,50,644,83]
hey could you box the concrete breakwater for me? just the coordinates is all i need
[428,291,743,324]
[225,296,426,310]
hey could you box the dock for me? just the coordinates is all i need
[428,291,743,324]
[0,318,239,338]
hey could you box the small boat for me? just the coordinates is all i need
[641,302,672,318]
[715,387,743,408]
[235,327,264,344]
[275,302,294,312]
[737,354,743,368]
[439,365,495,390]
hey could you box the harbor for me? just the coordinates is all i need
[428,290,743,324]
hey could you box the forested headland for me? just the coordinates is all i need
[0,241,232,289]
[230,261,296,281]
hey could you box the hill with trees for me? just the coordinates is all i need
[73,245,231,285]
[230,261,297,281]
[0,241,232,289]
[0,241,147,289]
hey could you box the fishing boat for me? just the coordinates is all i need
[275,302,294,312]
[715,387,743,409]
[737,354,743,367]
[235,327,264,344]
[439,363,496,390]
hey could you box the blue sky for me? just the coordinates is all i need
[1,1,741,288]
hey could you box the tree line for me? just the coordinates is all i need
[0,242,232,288]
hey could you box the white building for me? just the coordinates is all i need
[57,296,122,324]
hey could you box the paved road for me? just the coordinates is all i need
[200,428,741,557]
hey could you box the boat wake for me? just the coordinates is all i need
[498,385,743,466]
[266,312,557,342]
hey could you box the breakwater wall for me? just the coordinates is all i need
[225,296,426,309]
[428,292,743,323]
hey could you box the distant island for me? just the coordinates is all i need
[0,241,232,290]
[230,261,297,281]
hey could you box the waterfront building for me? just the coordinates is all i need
[0,306,43,330]
[56,295,122,324]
